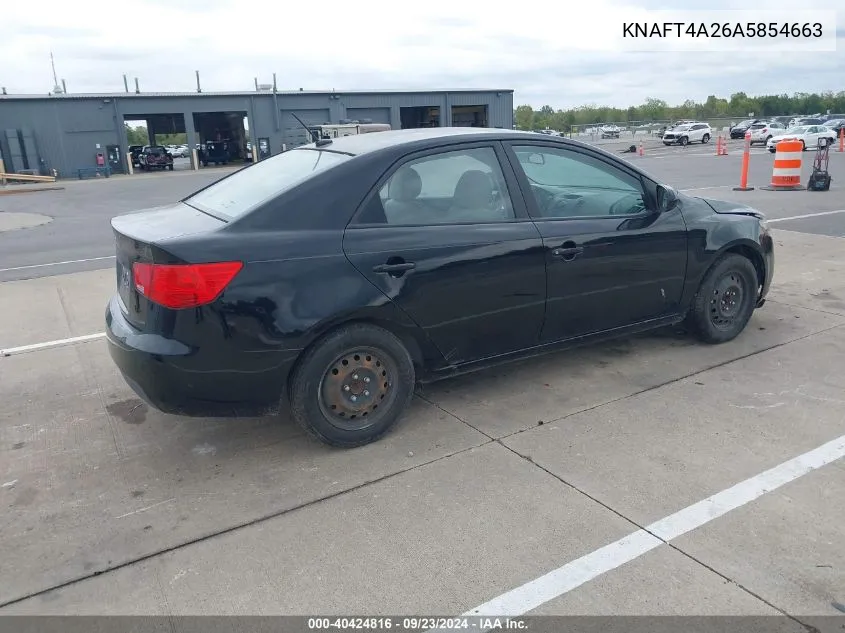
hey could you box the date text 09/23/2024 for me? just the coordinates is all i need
[622,22,823,38]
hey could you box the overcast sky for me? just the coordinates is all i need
[1,0,842,110]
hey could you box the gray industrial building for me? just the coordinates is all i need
[0,88,514,178]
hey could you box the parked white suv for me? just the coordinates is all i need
[663,122,712,146]
[749,121,785,145]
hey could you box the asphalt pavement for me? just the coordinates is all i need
[1,135,844,625]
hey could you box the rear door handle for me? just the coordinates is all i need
[552,246,584,258]
[372,262,416,274]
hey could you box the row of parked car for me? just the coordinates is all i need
[729,116,845,152]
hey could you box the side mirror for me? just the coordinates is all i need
[657,185,679,212]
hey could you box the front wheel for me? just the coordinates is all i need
[702,133,711,144]
[288,323,416,447]
[679,136,689,146]
[687,254,758,344]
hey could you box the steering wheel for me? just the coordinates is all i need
[531,186,555,215]
[609,194,647,216]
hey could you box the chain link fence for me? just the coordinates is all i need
[556,118,741,141]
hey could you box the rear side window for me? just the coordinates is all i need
[184,148,350,221]
[356,147,515,226]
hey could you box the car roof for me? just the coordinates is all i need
[295,127,557,156]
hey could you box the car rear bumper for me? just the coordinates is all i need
[105,295,297,417]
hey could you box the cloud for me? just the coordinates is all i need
[0,0,842,109]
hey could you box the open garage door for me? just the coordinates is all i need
[451,105,489,127]
[345,108,391,125]
[282,109,331,148]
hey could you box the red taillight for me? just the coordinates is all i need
[762,128,768,133]
[133,261,243,309]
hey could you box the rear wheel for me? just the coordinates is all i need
[687,254,758,344]
[288,323,416,447]
[702,133,711,144]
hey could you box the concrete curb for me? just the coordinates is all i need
[0,186,66,196]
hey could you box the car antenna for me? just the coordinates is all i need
[289,111,330,145]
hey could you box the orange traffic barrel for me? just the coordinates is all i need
[762,139,804,191]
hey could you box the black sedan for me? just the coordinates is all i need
[106,128,774,448]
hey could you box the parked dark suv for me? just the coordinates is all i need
[128,145,144,167]
[729,119,762,139]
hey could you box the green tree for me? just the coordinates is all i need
[514,105,535,130]
[125,124,148,145]
[512,90,845,130]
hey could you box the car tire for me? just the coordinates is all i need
[687,253,758,345]
[663,142,671,146]
[800,140,806,151]
[765,135,772,144]
[288,323,416,448]
[702,133,711,144]
[679,136,689,146]
[168,164,174,171]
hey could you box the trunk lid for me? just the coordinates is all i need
[112,202,226,327]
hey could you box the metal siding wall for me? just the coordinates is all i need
[344,108,391,124]
[0,102,71,175]
[280,109,332,148]
[249,96,281,156]
[0,90,514,174]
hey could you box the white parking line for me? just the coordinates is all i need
[436,433,845,629]
[680,186,733,192]
[0,256,115,273]
[768,209,845,223]
[0,333,105,357]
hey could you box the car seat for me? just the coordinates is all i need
[383,167,427,224]
[447,170,497,221]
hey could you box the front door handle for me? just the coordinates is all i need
[552,244,584,261]
[372,262,416,274]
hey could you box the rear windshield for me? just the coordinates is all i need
[184,148,350,221]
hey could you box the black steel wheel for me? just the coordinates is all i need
[709,271,746,331]
[288,323,415,447]
[687,254,758,344]
[318,348,398,431]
